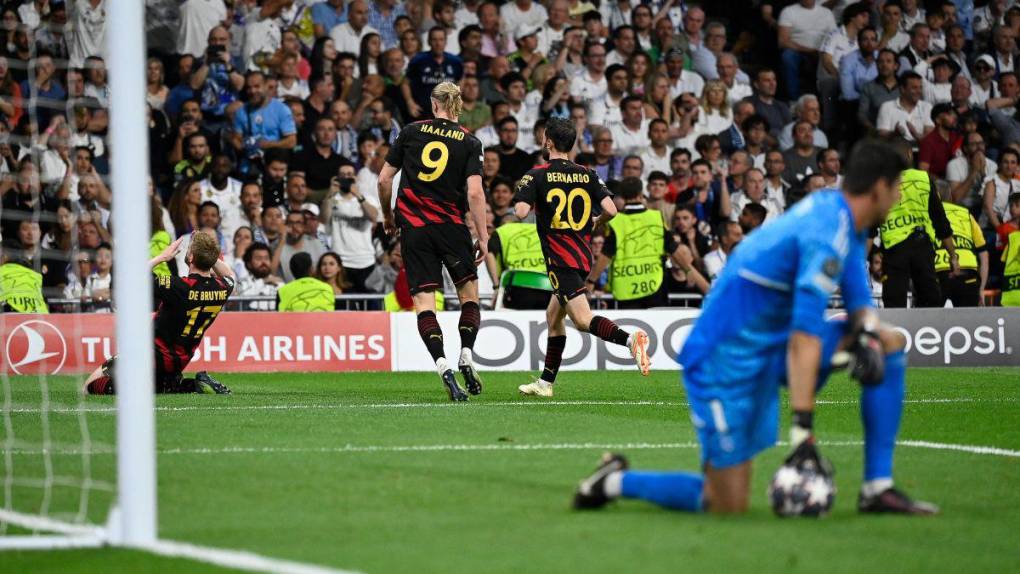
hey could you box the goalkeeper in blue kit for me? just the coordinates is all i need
[573,140,939,515]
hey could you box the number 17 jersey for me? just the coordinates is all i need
[384,118,484,229]
[513,158,611,273]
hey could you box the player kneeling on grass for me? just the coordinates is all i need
[513,117,650,398]
[573,139,939,515]
[85,231,234,395]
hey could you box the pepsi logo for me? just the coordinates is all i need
[4,320,67,375]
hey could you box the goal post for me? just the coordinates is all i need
[109,0,157,548]
[0,0,156,551]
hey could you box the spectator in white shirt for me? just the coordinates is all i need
[569,42,608,107]
[69,0,106,69]
[730,168,782,223]
[876,71,934,142]
[716,53,752,107]
[610,95,651,155]
[665,47,704,99]
[321,163,380,292]
[275,54,309,100]
[818,3,869,129]
[606,25,638,67]
[177,0,227,59]
[329,0,378,55]
[778,94,829,150]
[947,131,998,209]
[537,0,570,58]
[879,1,910,52]
[236,242,283,310]
[703,221,743,283]
[500,0,548,37]
[900,0,926,32]
[641,119,673,179]
[777,0,836,100]
[199,155,245,241]
[693,80,733,137]
[589,64,629,130]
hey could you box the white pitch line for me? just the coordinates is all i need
[9,396,1019,414]
[143,538,361,574]
[4,439,1020,458]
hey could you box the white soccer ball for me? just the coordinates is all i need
[767,460,836,517]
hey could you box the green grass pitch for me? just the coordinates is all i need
[3,368,1019,573]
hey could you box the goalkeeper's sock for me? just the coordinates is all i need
[618,470,705,512]
[861,478,894,498]
[540,335,567,384]
[417,311,446,362]
[457,301,480,351]
[861,350,906,481]
[588,315,630,346]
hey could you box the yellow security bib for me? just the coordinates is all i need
[1002,231,1020,307]
[495,222,546,273]
[278,277,335,311]
[880,169,936,249]
[384,290,445,312]
[150,230,172,278]
[0,262,48,313]
[607,208,665,301]
[934,202,980,272]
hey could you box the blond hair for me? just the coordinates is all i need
[431,81,463,118]
[189,230,220,271]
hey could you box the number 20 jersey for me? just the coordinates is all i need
[513,159,611,273]
[384,118,484,229]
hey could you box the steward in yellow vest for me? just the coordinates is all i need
[586,177,688,308]
[1002,230,1020,307]
[486,220,550,309]
[877,149,957,308]
[276,252,335,311]
[0,259,49,313]
[935,201,987,307]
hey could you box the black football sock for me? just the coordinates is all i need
[86,376,114,395]
[458,301,481,355]
[417,310,447,362]
[541,335,567,384]
[588,315,630,347]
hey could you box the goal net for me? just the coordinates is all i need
[0,1,155,549]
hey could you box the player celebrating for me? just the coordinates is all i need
[573,140,939,515]
[377,82,489,402]
[514,118,650,398]
[85,232,234,395]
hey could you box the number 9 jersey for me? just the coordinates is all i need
[513,158,611,273]
[384,118,484,229]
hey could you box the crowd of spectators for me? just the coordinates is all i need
[3,0,1020,313]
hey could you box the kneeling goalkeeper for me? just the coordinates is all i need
[573,140,938,515]
[85,231,234,395]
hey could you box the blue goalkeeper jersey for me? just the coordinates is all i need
[678,190,873,398]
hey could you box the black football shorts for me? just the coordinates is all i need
[401,223,478,295]
[547,266,588,305]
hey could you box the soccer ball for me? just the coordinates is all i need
[767,460,836,517]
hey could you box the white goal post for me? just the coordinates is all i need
[0,0,156,550]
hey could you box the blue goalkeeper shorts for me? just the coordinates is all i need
[683,318,848,469]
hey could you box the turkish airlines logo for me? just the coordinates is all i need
[4,320,67,375]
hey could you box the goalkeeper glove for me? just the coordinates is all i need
[848,329,884,386]
[786,411,833,476]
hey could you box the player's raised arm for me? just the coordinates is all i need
[212,257,236,281]
[149,235,186,270]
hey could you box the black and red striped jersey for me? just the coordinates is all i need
[152,273,234,372]
[512,158,611,273]
[384,118,483,228]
